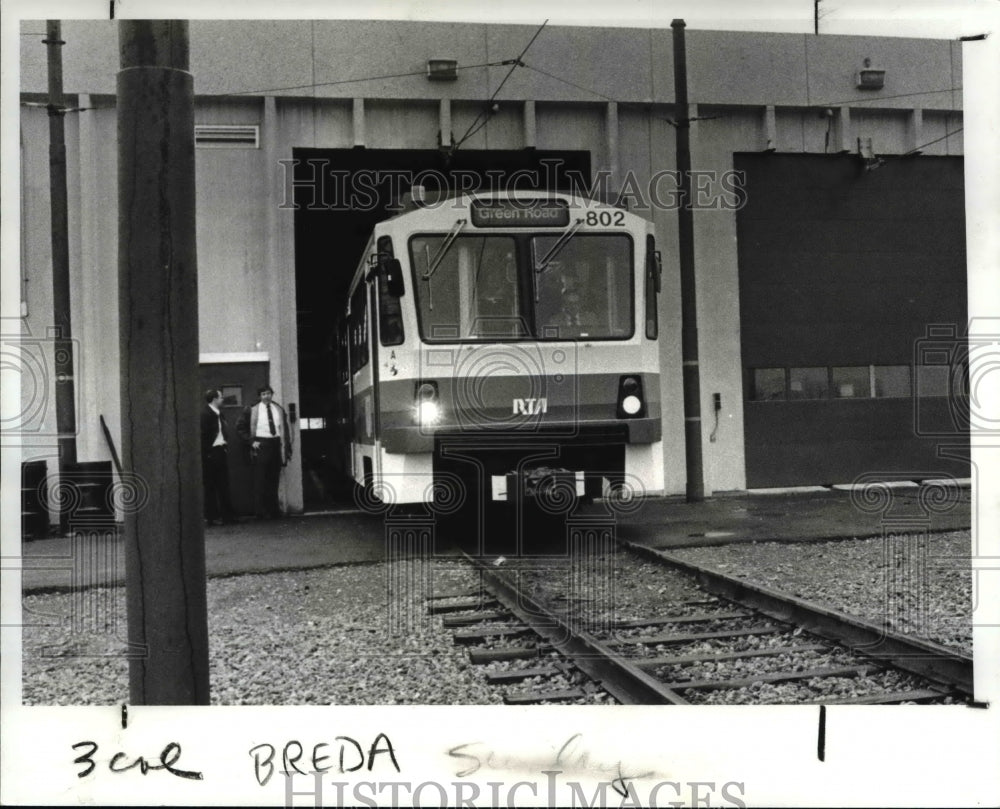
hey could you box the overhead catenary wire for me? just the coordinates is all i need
[450,19,550,153]
[211,60,511,98]
[903,127,964,155]
[519,61,959,129]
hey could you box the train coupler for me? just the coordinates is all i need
[491,467,588,502]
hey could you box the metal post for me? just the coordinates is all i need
[44,21,77,530]
[117,20,209,704]
[671,19,705,502]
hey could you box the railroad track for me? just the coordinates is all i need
[429,545,972,706]
[427,554,688,704]
[618,540,974,703]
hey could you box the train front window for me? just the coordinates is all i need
[532,234,633,339]
[410,235,527,341]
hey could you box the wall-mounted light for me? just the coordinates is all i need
[856,58,885,90]
[427,59,458,81]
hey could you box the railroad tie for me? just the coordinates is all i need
[608,610,751,630]
[468,646,538,664]
[425,589,483,601]
[819,688,948,705]
[486,666,560,685]
[663,664,872,692]
[503,689,588,705]
[427,598,499,615]
[633,643,830,670]
[453,625,533,645]
[441,611,508,627]
[612,625,783,646]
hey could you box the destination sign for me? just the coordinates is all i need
[470,199,570,228]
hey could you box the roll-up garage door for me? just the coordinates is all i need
[735,153,969,487]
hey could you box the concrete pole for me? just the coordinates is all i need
[117,20,209,704]
[672,19,705,502]
[44,21,77,530]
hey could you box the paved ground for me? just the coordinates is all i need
[19,482,971,593]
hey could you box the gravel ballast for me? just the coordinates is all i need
[670,530,973,654]
[21,532,973,705]
[22,561,503,706]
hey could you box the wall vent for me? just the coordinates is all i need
[195,124,260,148]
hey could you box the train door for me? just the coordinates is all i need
[198,360,269,516]
[347,276,379,488]
[332,318,352,491]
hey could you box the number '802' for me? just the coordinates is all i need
[585,210,625,227]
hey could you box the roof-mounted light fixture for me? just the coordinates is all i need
[856,58,885,90]
[427,59,458,81]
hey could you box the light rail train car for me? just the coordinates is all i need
[335,190,664,525]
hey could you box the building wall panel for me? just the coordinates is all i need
[195,147,270,354]
[365,100,439,149]
[923,111,964,155]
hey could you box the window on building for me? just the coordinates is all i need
[915,364,951,397]
[751,368,786,401]
[831,366,870,398]
[748,363,928,402]
[788,367,829,400]
[874,365,911,398]
[220,386,242,407]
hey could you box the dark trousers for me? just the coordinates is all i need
[203,445,235,522]
[253,437,283,518]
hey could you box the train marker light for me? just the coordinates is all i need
[618,375,646,418]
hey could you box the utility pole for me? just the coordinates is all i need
[118,20,209,704]
[815,0,821,35]
[44,21,77,529]
[671,19,705,503]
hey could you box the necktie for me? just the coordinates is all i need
[266,404,277,436]
[217,413,225,445]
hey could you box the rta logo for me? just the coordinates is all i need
[512,397,548,415]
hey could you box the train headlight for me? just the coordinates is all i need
[617,375,646,418]
[414,381,440,426]
[418,400,440,425]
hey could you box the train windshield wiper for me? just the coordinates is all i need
[423,219,467,280]
[533,218,584,274]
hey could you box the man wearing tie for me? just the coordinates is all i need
[237,385,293,519]
[200,389,236,525]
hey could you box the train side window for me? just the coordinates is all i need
[376,237,405,347]
[349,282,369,372]
[645,234,660,340]
[336,319,349,384]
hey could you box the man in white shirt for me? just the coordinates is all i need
[236,385,293,519]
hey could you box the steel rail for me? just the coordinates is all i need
[461,552,689,705]
[620,540,974,697]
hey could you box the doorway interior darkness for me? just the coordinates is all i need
[293,148,592,508]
